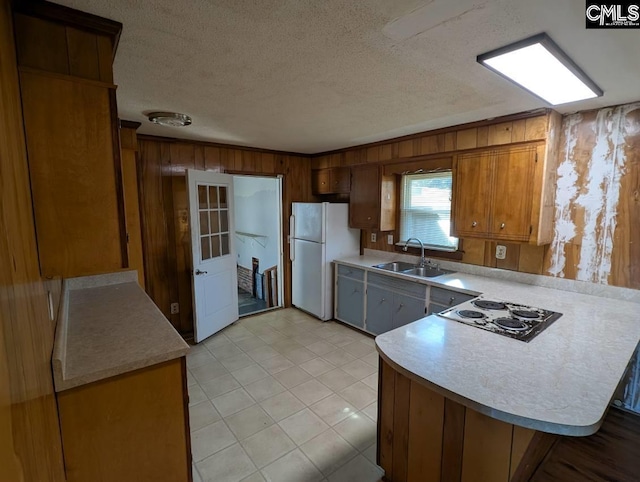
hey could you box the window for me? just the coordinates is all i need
[399,171,458,251]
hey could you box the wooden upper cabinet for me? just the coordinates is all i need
[349,164,395,230]
[453,150,493,237]
[312,167,350,194]
[15,6,126,278]
[491,147,535,241]
[452,144,548,244]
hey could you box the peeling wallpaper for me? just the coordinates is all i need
[545,102,640,289]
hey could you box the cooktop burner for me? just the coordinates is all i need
[457,310,485,319]
[473,300,507,310]
[511,310,540,319]
[494,318,528,331]
[437,296,562,342]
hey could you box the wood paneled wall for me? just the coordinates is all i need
[0,0,66,478]
[137,137,314,334]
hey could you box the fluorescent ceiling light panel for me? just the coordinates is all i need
[477,33,603,105]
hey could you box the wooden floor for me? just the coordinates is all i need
[531,408,640,482]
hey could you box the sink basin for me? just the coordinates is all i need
[402,267,454,278]
[373,261,415,272]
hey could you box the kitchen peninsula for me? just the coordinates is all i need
[334,253,640,482]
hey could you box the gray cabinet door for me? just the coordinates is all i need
[393,293,426,329]
[336,277,364,328]
[365,285,393,335]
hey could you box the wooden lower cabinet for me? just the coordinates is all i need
[57,358,191,482]
[378,358,534,482]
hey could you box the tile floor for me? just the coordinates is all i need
[186,308,384,482]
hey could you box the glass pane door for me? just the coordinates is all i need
[198,184,230,261]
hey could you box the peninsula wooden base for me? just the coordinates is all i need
[377,358,640,482]
[377,358,535,482]
[56,358,191,482]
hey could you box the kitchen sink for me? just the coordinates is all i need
[373,262,454,278]
[402,267,454,278]
[373,261,415,272]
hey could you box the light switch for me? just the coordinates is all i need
[496,245,507,260]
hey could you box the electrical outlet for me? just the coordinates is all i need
[371,233,377,243]
[170,302,180,314]
[496,245,507,260]
[387,234,394,245]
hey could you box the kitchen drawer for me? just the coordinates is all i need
[430,287,475,308]
[337,264,365,281]
[367,272,427,299]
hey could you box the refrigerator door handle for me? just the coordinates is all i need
[290,214,295,239]
[290,215,295,261]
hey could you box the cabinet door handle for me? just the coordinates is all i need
[353,288,359,294]
[449,296,455,305]
[500,223,505,229]
[380,298,386,303]
[398,303,404,311]
[367,216,372,220]
[472,221,477,227]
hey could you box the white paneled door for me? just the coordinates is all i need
[187,169,239,343]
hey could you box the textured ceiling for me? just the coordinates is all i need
[52,0,640,153]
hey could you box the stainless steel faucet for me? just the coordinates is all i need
[403,238,426,267]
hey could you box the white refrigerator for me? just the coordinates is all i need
[290,202,360,320]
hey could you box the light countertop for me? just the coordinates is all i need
[52,271,190,392]
[335,254,640,436]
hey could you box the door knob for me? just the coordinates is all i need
[472,221,477,227]
[195,269,208,275]
[500,223,505,229]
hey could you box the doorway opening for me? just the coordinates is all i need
[232,175,284,317]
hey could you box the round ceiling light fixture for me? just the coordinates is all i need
[147,112,192,127]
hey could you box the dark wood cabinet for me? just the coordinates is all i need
[312,167,350,194]
[452,144,543,244]
[349,164,396,230]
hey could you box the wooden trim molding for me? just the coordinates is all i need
[109,89,129,270]
[137,133,310,158]
[312,108,550,158]
[18,66,117,89]
[383,156,453,175]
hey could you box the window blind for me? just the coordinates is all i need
[399,171,458,251]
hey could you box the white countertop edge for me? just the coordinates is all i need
[65,269,139,290]
[376,345,601,436]
[54,349,189,392]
